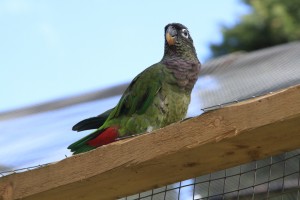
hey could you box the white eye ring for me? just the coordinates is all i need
[181,29,189,38]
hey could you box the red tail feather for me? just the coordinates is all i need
[87,127,118,147]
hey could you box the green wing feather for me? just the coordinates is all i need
[106,64,163,121]
[69,63,164,154]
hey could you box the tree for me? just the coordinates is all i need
[210,0,300,58]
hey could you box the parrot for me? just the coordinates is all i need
[68,23,201,154]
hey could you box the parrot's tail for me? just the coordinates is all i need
[72,117,105,132]
[72,108,114,132]
[68,127,119,154]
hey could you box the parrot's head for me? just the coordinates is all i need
[163,23,197,60]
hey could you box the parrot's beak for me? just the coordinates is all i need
[166,26,177,46]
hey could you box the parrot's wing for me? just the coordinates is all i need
[68,64,163,153]
[72,108,114,132]
[108,64,163,120]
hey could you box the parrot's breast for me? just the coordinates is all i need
[153,84,191,126]
[163,58,201,90]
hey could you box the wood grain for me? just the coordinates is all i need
[0,85,300,200]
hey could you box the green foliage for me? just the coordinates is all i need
[210,0,300,57]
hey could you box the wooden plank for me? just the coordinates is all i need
[0,84,128,121]
[0,85,300,200]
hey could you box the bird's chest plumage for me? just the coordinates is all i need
[155,84,191,126]
[150,59,200,126]
[163,58,201,91]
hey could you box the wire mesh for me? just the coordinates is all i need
[197,42,300,110]
[120,149,300,200]
[0,42,299,199]
[0,163,51,177]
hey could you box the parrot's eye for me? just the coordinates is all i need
[181,29,189,38]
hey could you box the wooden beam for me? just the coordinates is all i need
[1,85,300,200]
[0,83,128,121]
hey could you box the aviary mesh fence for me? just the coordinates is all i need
[122,149,300,200]
[0,42,300,199]
[119,41,300,200]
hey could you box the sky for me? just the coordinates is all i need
[0,0,250,112]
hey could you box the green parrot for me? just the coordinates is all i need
[68,23,201,154]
